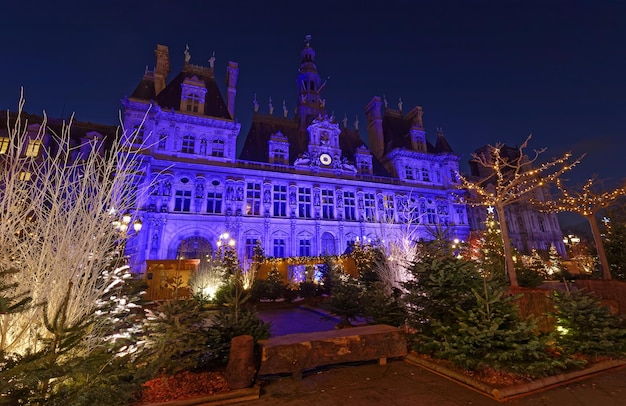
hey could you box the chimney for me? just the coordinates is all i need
[154,44,170,95]
[226,61,239,119]
[365,96,384,161]
[406,106,424,128]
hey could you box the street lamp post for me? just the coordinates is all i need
[112,211,143,264]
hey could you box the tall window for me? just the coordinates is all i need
[25,139,41,157]
[273,238,286,257]
[273,184,287,217]
[132,125,144,143]
[344,191,356,221]
[245,237,259,259]
[246,181,261,215]
[364,193,376,221]
[186,93,201,113]
[206,190,223,214]
[0,137,9,154]
[182,135,195,154]
[298,238,311,256]
[174,190,192,212]
[321,189,334,219]
[212,139,225,157]
[450,169,458,183]
[158,133,167,150]
[421,167,430,182]
[405,165,414,180]
[298,187,312,218]
[383,194,395,222]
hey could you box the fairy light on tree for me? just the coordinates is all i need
[458,135,583,287]
[532,178,626,280]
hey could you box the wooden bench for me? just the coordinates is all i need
[257,324,407,379]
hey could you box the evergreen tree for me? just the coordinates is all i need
[403,238,484,339]
[517,249,546,288]
[604,218,626,280]
[477,208,507,280]
[350,240,378,284]
[547,245,568,280]
[327,261,364,326]
[552,290,626,357]
[425,278,569,377]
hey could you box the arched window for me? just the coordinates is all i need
[177,236,213,260]
[320,232,335,255]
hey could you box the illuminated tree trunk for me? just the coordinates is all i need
[586,214,611,280]
[495,203,518,287]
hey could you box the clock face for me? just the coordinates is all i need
[320,153,332,165]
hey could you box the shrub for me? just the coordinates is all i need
[206,306,271,366]
[360,282,407,327]
[552,289,626,357]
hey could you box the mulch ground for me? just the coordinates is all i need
[137,370,230,404]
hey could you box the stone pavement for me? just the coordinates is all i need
[247,359,626,405]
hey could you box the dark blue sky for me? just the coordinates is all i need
[2,0,625,193]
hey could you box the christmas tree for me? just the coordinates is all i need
[477,207,507,280]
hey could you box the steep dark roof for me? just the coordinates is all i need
[128,65,231,120]
[382,111,436,155]
[155,69,231,120]
[238,114,393,177]
[238,115,303,162]
[0,111,118,150]
[130,75,156,100]
[435,130,454,153]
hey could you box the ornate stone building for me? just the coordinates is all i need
[121,40,471,273]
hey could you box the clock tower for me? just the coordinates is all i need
[306,117,342,167]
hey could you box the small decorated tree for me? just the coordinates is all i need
[458,136,582,287]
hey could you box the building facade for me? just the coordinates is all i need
[122,40,471,274]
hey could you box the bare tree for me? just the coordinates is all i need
[458,136,582,287]
[0,96,148,354]
[532,178,626,280]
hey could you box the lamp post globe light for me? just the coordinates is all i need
[111,210,143,263]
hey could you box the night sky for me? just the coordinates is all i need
[2,0,625,198]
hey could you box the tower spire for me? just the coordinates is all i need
[296,34,324,128]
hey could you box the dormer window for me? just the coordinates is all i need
[211,138,225,157]
[186,93,201,113]
[182,135,195,154]
[0,137,10,154]
[269,131,290,165]
[181,76,207,115]
[25,139,41,157]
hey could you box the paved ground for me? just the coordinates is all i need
[247,359,626,405]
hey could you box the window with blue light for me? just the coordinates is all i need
[321,188,334,219]
[174,190,192,212]
[298,187,312,218]
[182,135,195,154]
[273,184,287,217]
[246,182,262,215]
